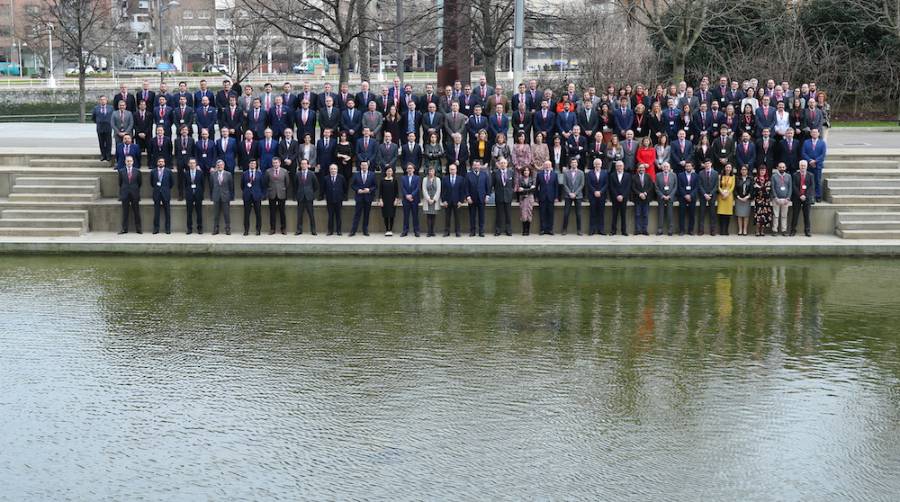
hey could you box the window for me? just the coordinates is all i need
[182,9,193,19]
[197,9,211,19]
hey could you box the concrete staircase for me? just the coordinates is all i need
[0,173,97,236]
[27,157,110,169]
[828,153,900,239]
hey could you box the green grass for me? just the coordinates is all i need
[832,120,899,128]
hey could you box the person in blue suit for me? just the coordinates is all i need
[533,100,556,139]
[340,99,363,141]
[321,164,346,235]
[487,104,509,143]
[115,134,141,170]
[608,160,632,235]
[400,163,422,237]
[670,129,694,173]
[734,132,757,171]
[215,127,237,180]
[349,161,377,236]
[663,99,681,141]
[316,129,337,197]
[257,129,277,171]
[555,102,576,141]
[535,160,558,235]
[267,96,293,140]
[241,159,265,235]
[246,99,268,140]
[613,96,635,139]
[355,128,378,168]
[465,160,492,237]
[801,128,827,201]
[585,158,608,235]
[441,163,467,237]
[150,158,174,234]
[677,161,699,235]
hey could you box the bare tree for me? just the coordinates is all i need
[31,0,123,122]
[617,0,749,82]
[852,0,900,121]
[471,0,515,87]
[221,2,271,86]
[356,0,371,81]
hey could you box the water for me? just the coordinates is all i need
[1,256,898,501]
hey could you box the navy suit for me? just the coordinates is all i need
[555,111,576,136]
[585,169,609,234]
[533,109,556,138]
[677,171,699,234]
[465,170,492,235]
[535,169,558,234]
[487,113,509,140]
[220,106,245,137]
[241,169,265,233]
[193,90,215,110]
[401,142,423,172]
[801,138,827,199]
[152,106,174,136]
[92,104,114,160]
[355,137,378,168]
[268,105,292,139]
[670,139,694,173]
[340,108,363,139]
[246,108,268,140]
[608,171,632,234]
[195,105,217,136]
[321,173,346,233]
[350,170,377,234]
[316,139,337,191]
[115,142,141,170]
[148,136,173,167]
[441,174,467,235]
[466,114,488,149]
[613,107,635,137]
[735,141,757,170]
[184,167,204,233]
[445,143,469,174]
[294,107,317,141]
[257,138,278,171]
[150,167,174,233]
[400,174,421,234]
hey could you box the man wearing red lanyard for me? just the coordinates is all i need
[790,160,814,237]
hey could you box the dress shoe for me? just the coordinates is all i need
[311,231,317,236]
[165,230,171,234]
[327,232,334,236]
[255,230,260,236]
[782,232,788,237]
[494,232,501,236]
[213,230,219,235]
[415,232,421,237]
[363,232,369,236]
[697,231,704,236]
[443,232,450,237]
[668,232,673,236]
[469,232,476,237]
[577,231,583,236]
[295,231,302,235]
[546,231,554,236]
[455,232,461,237]
[789,231,796,237]
[186,230,193,235]
[589,231,595,236]
[561,230,567,236]
[401,232,408,237]
[269,229,276,235]
[225,230,231,235]
[505,232,512,236]
[197,230,203,235]
[244,230,249,236]
[136,230,142,234]
[479,232,485,237]
[805,231,812,237]
[622,232,629,236]
[336,232,342,236]
[152,230,159,234]
[118,230,127,234]
[656,230,663,236]
[349,232,356,237]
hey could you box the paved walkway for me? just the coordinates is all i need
[0,123,896,151]
[2,232,899,256]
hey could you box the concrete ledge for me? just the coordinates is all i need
[2,232,900,257]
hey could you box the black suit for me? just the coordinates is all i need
[791,171,814,234]
[113,92,136,112]
[492,168,515,235]
[184,167,204,233]
[132,110,155,152]
[148,136,173,166]
[118,166,142,232]
[321,173,347,234]
[608,171,632,234]
[294,169,319,234]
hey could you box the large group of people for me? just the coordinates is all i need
[94,75,828,237]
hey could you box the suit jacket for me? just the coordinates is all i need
[485,94,508,113]
[116,142,141,170]
[577,109,600,137]
[264,166,290,200]
[340,108,363,137]
[443,111,468,142]
[296,91,317,111]
[510,93,533,113]
[171,106,195,134]
[216,137,237,170]
[735,141,757,169]
[316,138,337,172]
[92,105,113,133]
[268,105,293,137]
[173,136,196,167]
[613,107,635,135]
[294,169,319,201]
[322,173,347,203]
[802,108,824,133]
[458,93,481,116]
[555,111,576,135]
[441,174,467,205]
[535,169,558,203]
[257,138,278,170]
[621,139,639,172]
[655,170,678,200]
[492,168,516,203]
[148,136,173,166]
[278,139,300,169]
[220,106,245,136]
[466,170,492,203]
[351,170,378,203]
[215,89,237,110]
[132,109,154,142]
[317,107,341,134]
[171,91,194,108]
[195,105,218,134]
[355,137,378,167]
[152,106,173,136]
[697,168,719,201]
[511,110,533,140]
[755,106,776,136]
[561,168,585,199]
[211,170,233,202]
[801,138,826,168]
[375,142,400,171]
[401,142,423,170]
[777,138,802,172]
[113,92,136,112]
[355,91,376,110]
[677,171,699,200]
[466,114,488,143]
[401,110,423,140]
[118,166,141,200]
[184,168,204,201]
[533,109,556,137]
[422,111,445,141]
[150,167,174,202]
[294,107,318,139]
[111,109,134,139]
[360,110,384,139]
[487,113,509,138]
[585,169,608,202]
[771,171,793,200]
[670,139,694,171]
[438,95,458,114]
[136,89,157,108]
[418,93,439,112]
[316,91,337,111]
[608,171,632,201]
[246,108,268,140]
[711,137,735,169]
[194,138,217,171]
[755,137,776,169]
[193,89,215,110]
[445,142,469,169]
[792,171,815,203]
[237,139,258,170]
[631,171,654,202]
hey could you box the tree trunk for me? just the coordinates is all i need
[78,72,86,124]
[358,37,370,82]
[483,51,497,88]
[339,45,351,84]
[671,53,686,84]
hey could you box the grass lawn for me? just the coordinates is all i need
[832,120,899,128]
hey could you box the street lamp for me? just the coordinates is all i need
[157,0,180,64]
[378,28,384,82]
[47,24,56,88]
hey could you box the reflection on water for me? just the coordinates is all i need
[0,256,898,501]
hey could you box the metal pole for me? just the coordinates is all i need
[513,0,525,87]
[395,0,403,83]
[47,25,56,88]
[378,31,383,82]
[157,0,163,62]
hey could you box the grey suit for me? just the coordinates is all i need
[492,167,515,235]
[111,109,134,143]
[621,139,639,172]
[211,170,233,232]
[375,142,399,172]
[266,166,290,231]
[770,170,793,233]
[697,168,719,234]
[561,168,584,233]
[654,170,679,234]
[361,110,384,140]
[443,111,467,144]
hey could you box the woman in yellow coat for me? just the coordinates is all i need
[717,163,736,235]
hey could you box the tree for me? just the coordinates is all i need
[471,0,515,87]
[849,0,900,121]
[220,1,272,86]
[617,0,749,82]
[31,0,122,122]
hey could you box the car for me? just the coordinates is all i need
[201,64,229,75]
[64,65,96,76]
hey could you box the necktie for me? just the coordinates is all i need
[218,172,223,184]
[120,111,124,122]
[127,168,133,181]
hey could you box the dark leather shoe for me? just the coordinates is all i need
[152,230,159,234]
[400,232,408,237]
[311,231,317,236]
[118,230,127,234]
[269,230,276,235]
[243,231,249,236]
[349,232,356,237]
[225,230,231,235]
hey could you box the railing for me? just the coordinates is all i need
[0,113,87,123]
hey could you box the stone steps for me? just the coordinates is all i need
[0,217,86,229]
[7,193,98,203]
[829,194,900,205]
[11,184,99,195]
[835,229,900,239]
[827,159,900,169]
[837,211,900,223]
[825,168,900,179]
[13,176,101,187]
[828,187,900,196]
[826,178,900,188]
[0,227,85,237]
[28,158,110,169]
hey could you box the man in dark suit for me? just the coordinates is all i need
[492,159,515,236]
[511,102,533,143]
[801,128,827,202]
[215,79,237,110]
[240,159,264,235]
[535,160,558,235]
[655,161,678,235]
[755,128,776,170]
[148,126,173,167]
[265,157,290,234]
[375,132,400,173]
[533,100,556,139]
[791,161,815,237]
[150,158,174,234]
[556,102,576,140]
[132,100,154,153]
[220,95,244,138]
[115,134,141,170]
[113,84,136,112]
[349,161,377,236]
[418,83,439,112]
[171,96,194,136]
[171,82,193,108]
[577,100,599,140]
[184,158,204,234]
[135,81,156,110]
[421,102,444,143]
[445,134,469,175]
[735,132,757,172]
[402,101,423,143]
[466,105,488,151]
[246,99,268,141]
[278,128,300,182]
[92,96,113,161]
[441,163,466,236]
[677,161,698,235]
[778,129,802,173]
[118,156,142,234]
[613,97,635,139]
[316,82,336,111]
[317,95,341,137]
[281,81,297,111]
[211,160,233,235]
[193,79,214,112]
[294,159,319,235]
[510,83,533,113]
[111,99,134,144]
[458,85,480,117]
[755,96,776,137]
[697,160,719,235]
[298,82,318,112]
[711,126,735,171]
[631,162,654,235]
[399,163,421,237]
[608,160,632,236]
[400,133,423,173]
[195,128,217,197]
[355,81,375,111]
[488,104,510,143]
[670,129,694,173]
[268,96,292,140]
[464,160,492,237]
[152,96,173,137]
[586,158,608,235]
[294,98,318,140]
[195,96,217,137]
[355,128,378,168]
[216,127,237,185]
[321,164,346,235]
[174,126,196,200]
[237,130,258,171]
[340,99,362,140]
[316,129,337,192]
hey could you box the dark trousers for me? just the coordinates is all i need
[588,197,606,234]
[213,199,230,231]
[244,199,262,232]
[538,199,554,233]
[175,162,187,199]
[791,200,811,233]
[611,200,627,234]
[296,200,316,233]
[495,201,512,234]
[562,197,582,232]
[698,198,717,233]
[152,197,171,232]
[718,214,731,235]
[444,204,461,235]
[468,202,485,234]
[268,197,286,231]
[657,200,675,234]
[634,200,649,233]
[679,198,696,234]
[186,197,202,232]
[402,200,420,233]
[351,200,372,233]
[326,201,342,233]
[120,195,141,232]
[98,131,112,160]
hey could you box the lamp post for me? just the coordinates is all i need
[157,0,180,63]
[47,24,56,88]
[378,29,383,82]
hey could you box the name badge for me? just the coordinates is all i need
[686,185,691,190]
[721,149,727,154]
[669,121,674,125]
[179,119,185,124]
[181,150,187,155]
[795,121,801,126]
[713,123,718,128]
[801,184,807,190]
[247,183,253,187]
[780,186,786,192]
[664,185,669,190]
[745,125,751,130]
[191,184,196,189]
[159,120,165,124]
[636,127,642,133]
[202,154,207,158]
[684,126,689,131]
[464,105,471,110]
[157,182,162,187]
